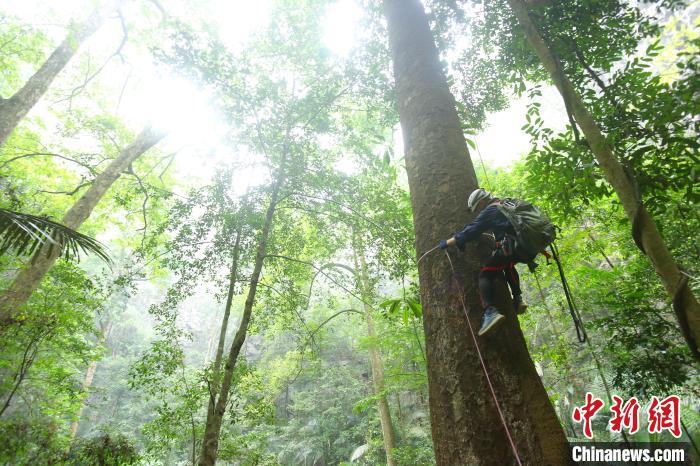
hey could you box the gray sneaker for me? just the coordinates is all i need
[478,306,506,336]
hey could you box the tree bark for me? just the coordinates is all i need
[202,226,242,452]
[382,1,572,464]
[506,0,700,361]
[0,5,114,147]
[198,179,281,466]
[0,126,165,323]
[69,319,111,443]
[352,234,397,466]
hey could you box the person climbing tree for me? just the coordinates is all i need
[440,188,555,336]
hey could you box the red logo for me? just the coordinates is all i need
[647,395,681,438]
[609,395,640,434]
[573,393,682,439]
[572,392,604,439]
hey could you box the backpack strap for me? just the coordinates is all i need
[541,249,552,264]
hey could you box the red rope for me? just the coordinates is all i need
[444,249,523,466]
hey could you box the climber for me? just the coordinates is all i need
[439,188,555,337]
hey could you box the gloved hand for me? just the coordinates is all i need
[439,239,448,250]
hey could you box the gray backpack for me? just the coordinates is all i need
[496,198,556,258]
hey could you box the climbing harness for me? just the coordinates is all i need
[444,249,523,466]
[549,241,587,343]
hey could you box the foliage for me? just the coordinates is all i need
[0,208,110,262]
[66,433,140,465]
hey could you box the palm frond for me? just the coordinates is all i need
[0,208,111,263]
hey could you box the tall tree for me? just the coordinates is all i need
[352,233,397,466]
[0,125,165,323]
[0,4,114,146]
[69,318,111,443]
[203,223,243,445]
[199,173,283,466]
[381,0,572,464]
[505,0,700,361]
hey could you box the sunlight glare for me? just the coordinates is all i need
[129,75,226,147]
[334,157,358,176]
[322,0,364,57]
[213,0,272,51]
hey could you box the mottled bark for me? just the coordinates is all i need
[506,0,700,361]
[352,235,397,466]
[198,180,281,466]
[0,126,165,323]
[0,5,114,146]
[382,1,572,464]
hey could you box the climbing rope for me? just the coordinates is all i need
[444,249,523,466]
[417,244,440,265]
[473,139,493,192]
[550,242,587,343]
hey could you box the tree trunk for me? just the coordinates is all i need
[203,320,217,365]
[69,360,98,440]
[198,180,281,466]
[202,226,242,448]
[506,0,700,361]
[69,319,111,443]
[0,126,165,323]
[0,5,114,146]
[352,235,397,466]
[382,1,572,464]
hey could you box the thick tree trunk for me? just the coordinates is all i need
[0,5,114,146]
[382,1,572,464]
[198,181,281,466]
[0,126,165,323]
[506,0,700,361]
[352,236,397,466]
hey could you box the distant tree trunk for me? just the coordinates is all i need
[0,126,165,323]
[198,179,281,466]
[69,319,111,443]
[506,0,700,362]
[352,234,397,466]
[203,321,217,365]
[382,1,572,464]
[202,226,242,447]
[0,5,113,146]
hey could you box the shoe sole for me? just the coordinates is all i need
[478,313,506,336]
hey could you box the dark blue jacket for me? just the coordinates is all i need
[453,202,515,251]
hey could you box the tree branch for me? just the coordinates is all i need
[58,9,129,111]
[0,151,98,174]
[37,180,93,196]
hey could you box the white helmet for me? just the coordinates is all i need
[467,188,493,212]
